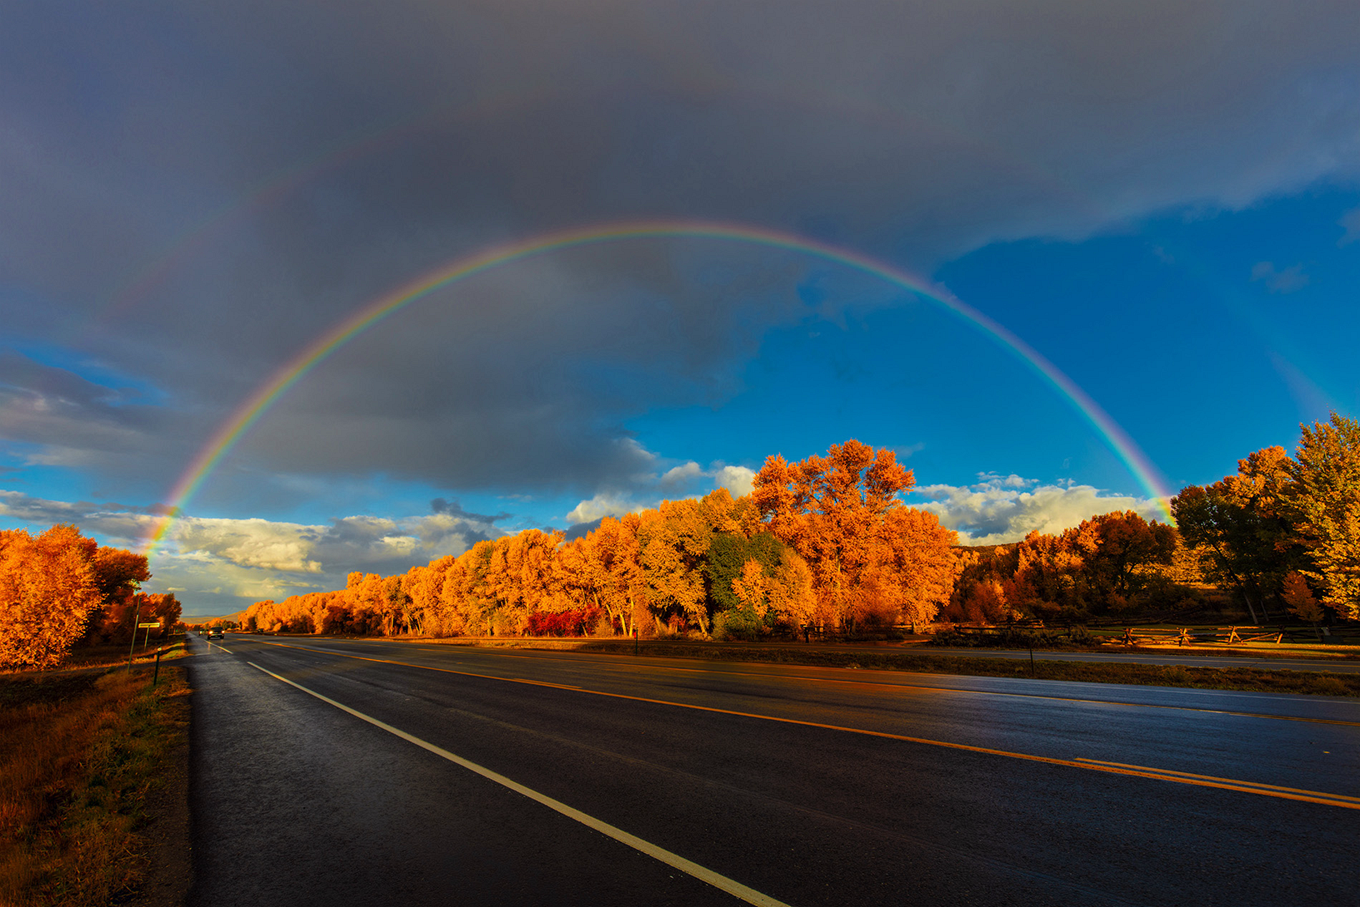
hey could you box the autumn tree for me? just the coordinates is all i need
[1172,446,1306,622]
[566,514,649,637]
[708,536,817,640]
[1286,413,1360,619]
[404,558,455,636]
[483,529,566,634]
[1001,512,1178,621]
[103,590,181,645]
[449,541,497,635]
[0,526,106,668]
[752,440,957,633]
[706,531,784,615]
[1066,511,1176,606]
[944,545,1022,624]
[1282,571,1324,639]
[1008,530,1086,619]
[639,499,714,634]
[881,508,965,626]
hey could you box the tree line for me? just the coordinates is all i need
[1171,412,1359,625]
[945,412,1360,628]
[0,525,179,669]
[248,419,1359,639]
[245,441,964,638]
[7,417,1354,666]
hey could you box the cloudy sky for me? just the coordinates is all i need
[3,2,1358,618]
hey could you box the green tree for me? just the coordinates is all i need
[1172,447,1303,623]
[1286,413,1360,619]
[705,531,784,614]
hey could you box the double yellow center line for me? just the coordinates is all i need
[256,640,1360,810]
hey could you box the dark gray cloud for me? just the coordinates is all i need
[0,351,202,495]
[3,1,1359,504]
[430,498,512,524]
[0,490,163,545]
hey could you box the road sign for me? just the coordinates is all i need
[138,622,161,628]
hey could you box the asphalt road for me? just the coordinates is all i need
[186,635,1360,906]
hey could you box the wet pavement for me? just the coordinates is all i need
[187,635,1360,906]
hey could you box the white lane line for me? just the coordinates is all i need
[247,661,793,907]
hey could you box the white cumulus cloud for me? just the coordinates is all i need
[171,518,324,573]
[565,493,644,525]
[565,457,760,526]
[912,476,1169,546]
[713,465,757,498]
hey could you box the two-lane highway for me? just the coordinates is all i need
[187,635,1360,906]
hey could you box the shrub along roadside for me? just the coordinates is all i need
[0,664,190,907]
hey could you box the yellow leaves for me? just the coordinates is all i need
[753,441,948,630]
[1289,413,1360,617]
[1282,571,1323,623]
[638,499,715,632]
[731,559,769,616]
[770,552,818,625]
[0,526,105,669]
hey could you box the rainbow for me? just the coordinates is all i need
[143,219,1174,554]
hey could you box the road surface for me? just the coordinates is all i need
[186,635,1360,906]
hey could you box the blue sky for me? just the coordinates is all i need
[2,2,1358,618]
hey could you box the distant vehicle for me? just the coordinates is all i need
[209,628,224,640]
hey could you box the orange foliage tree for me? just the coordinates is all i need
[639,499,715,634]
[752,440,959,633]
[242,443,972,641]
[558,514,648,637]
[102,591,180,645]
[0,526,106,668]
[1003,511,1177,621]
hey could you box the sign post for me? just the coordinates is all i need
[126,604,140,672]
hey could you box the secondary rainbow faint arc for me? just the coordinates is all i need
[143,220,1174,554]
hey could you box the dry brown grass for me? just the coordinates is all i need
[0,666,189,907]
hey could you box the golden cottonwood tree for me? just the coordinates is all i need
[752,440,957,631]
[880,507,966,626]
[0,526,105,668]
[581,514,649,636]
[639,499,714,633]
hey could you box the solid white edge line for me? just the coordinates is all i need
[246,661,793,907]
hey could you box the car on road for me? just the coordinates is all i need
[208,628,224,640]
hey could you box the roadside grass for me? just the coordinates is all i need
[420,637,1360,697]
[62,639,184,673]
[0,663,190,907]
